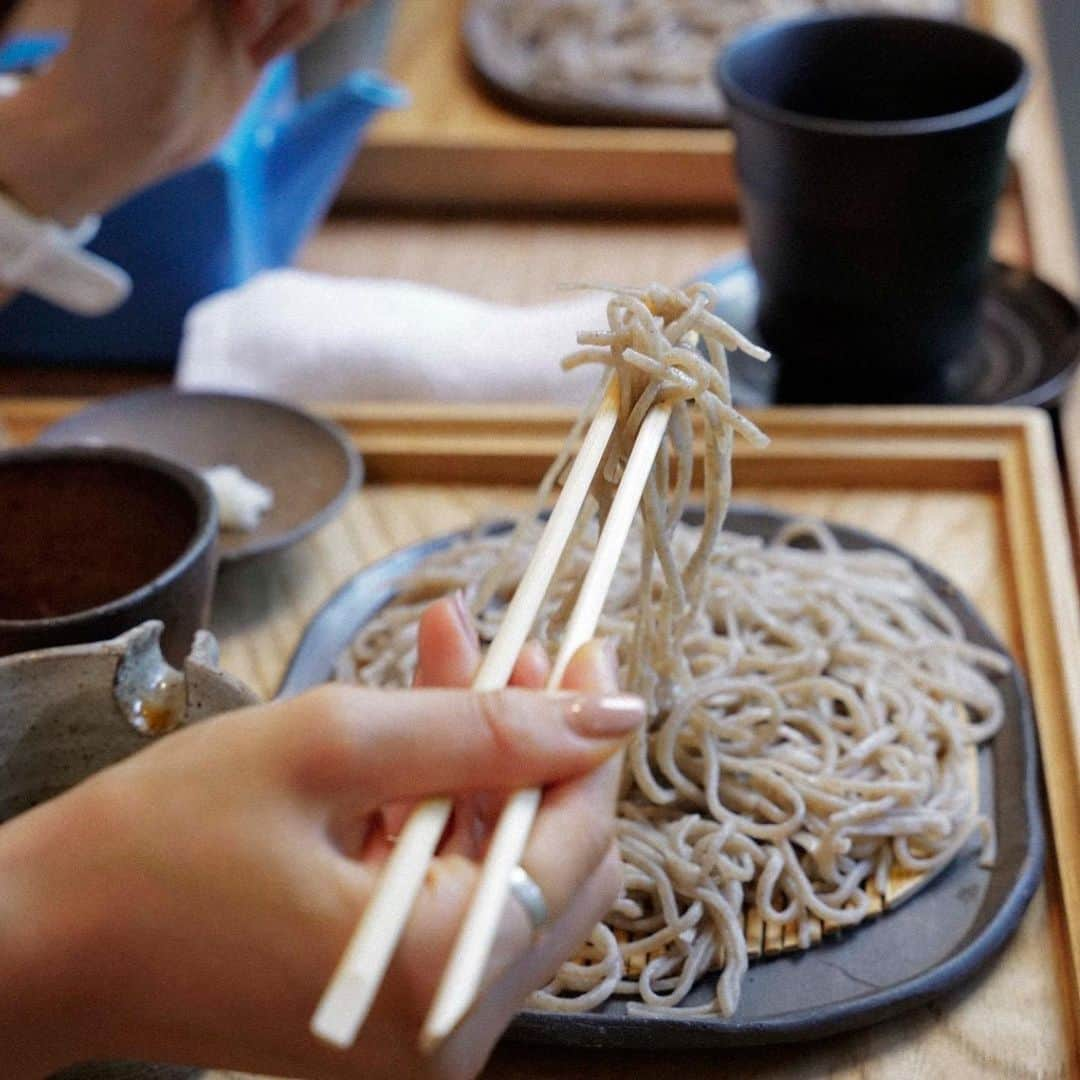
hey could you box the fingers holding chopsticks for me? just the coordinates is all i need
[294,682,641,814]
[297,594,637,1067]
[511,636,624,941]
[416,602,626,935]
[410,601,625,914]
[381,593,551,855]
[404,605,626,1031]
[420,593,552,861]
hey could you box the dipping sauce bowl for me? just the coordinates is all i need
[0,446,218,664]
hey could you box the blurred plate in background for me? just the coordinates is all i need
[38,390,361,565]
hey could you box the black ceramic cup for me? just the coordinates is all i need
[716,15,1028,401]
[0,446,218,665]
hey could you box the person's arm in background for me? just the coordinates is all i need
[0,1,365,306]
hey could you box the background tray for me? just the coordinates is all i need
[4,401,1080,1076]
[340,0,1069,223]
[461,0,967,129]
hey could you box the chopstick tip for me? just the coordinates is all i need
[310,970,377,1050]
[418,1012,456,1056]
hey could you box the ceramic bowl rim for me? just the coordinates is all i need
[715,12,1030,140]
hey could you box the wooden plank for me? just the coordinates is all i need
[0,396,1015,492]
[989,0,1080,298]
[0,396,1051,439]
[995,410,1080,1061]
[1,396,1011,488]
[1064,378,1080,557]
[983,0,1080,543]
[298,213,747,307]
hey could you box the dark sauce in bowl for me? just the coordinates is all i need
[0,447,217,665]
[0,459,198,619]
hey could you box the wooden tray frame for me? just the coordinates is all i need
[340,0,1074,227]
[311,404,1080,1062]
[5,399,1080,1056]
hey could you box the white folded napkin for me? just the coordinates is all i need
[177,270,611,404]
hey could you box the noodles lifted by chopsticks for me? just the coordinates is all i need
[339,282,1007,1017]
[476,281,770,717]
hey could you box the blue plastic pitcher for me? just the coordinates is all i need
[0,38,403,364]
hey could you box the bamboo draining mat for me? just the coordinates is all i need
[628,742,979,966]
[5,400,1080,1077]
[342,0,1058,216]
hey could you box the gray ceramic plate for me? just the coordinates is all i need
[280,505,1044,1049]
[38,389,361,565]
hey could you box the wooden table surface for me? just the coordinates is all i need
[4,5,1080,1078]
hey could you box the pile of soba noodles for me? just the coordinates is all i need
[339,282,1007,1017]
[472,0,962,119]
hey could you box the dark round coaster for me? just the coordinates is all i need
[699,256,1080,407]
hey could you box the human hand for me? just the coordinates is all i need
[0,1,255,222]
[0,595,637,1079]
[0,1,368,224]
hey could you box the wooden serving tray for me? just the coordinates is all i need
[344,0,1050,215]
[4,400,1080,1076]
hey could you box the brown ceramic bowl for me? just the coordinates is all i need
[0,446,218,665]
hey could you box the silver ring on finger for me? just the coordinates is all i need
[509,865,550,934]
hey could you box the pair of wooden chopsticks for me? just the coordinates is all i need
[311,374,670,1052]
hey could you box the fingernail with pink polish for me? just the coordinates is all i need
[567,694,645,737]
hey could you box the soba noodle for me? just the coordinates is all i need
[339,283,1006,1017]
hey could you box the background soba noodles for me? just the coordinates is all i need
[338,284,1006,1016]
[474,0,964,118]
